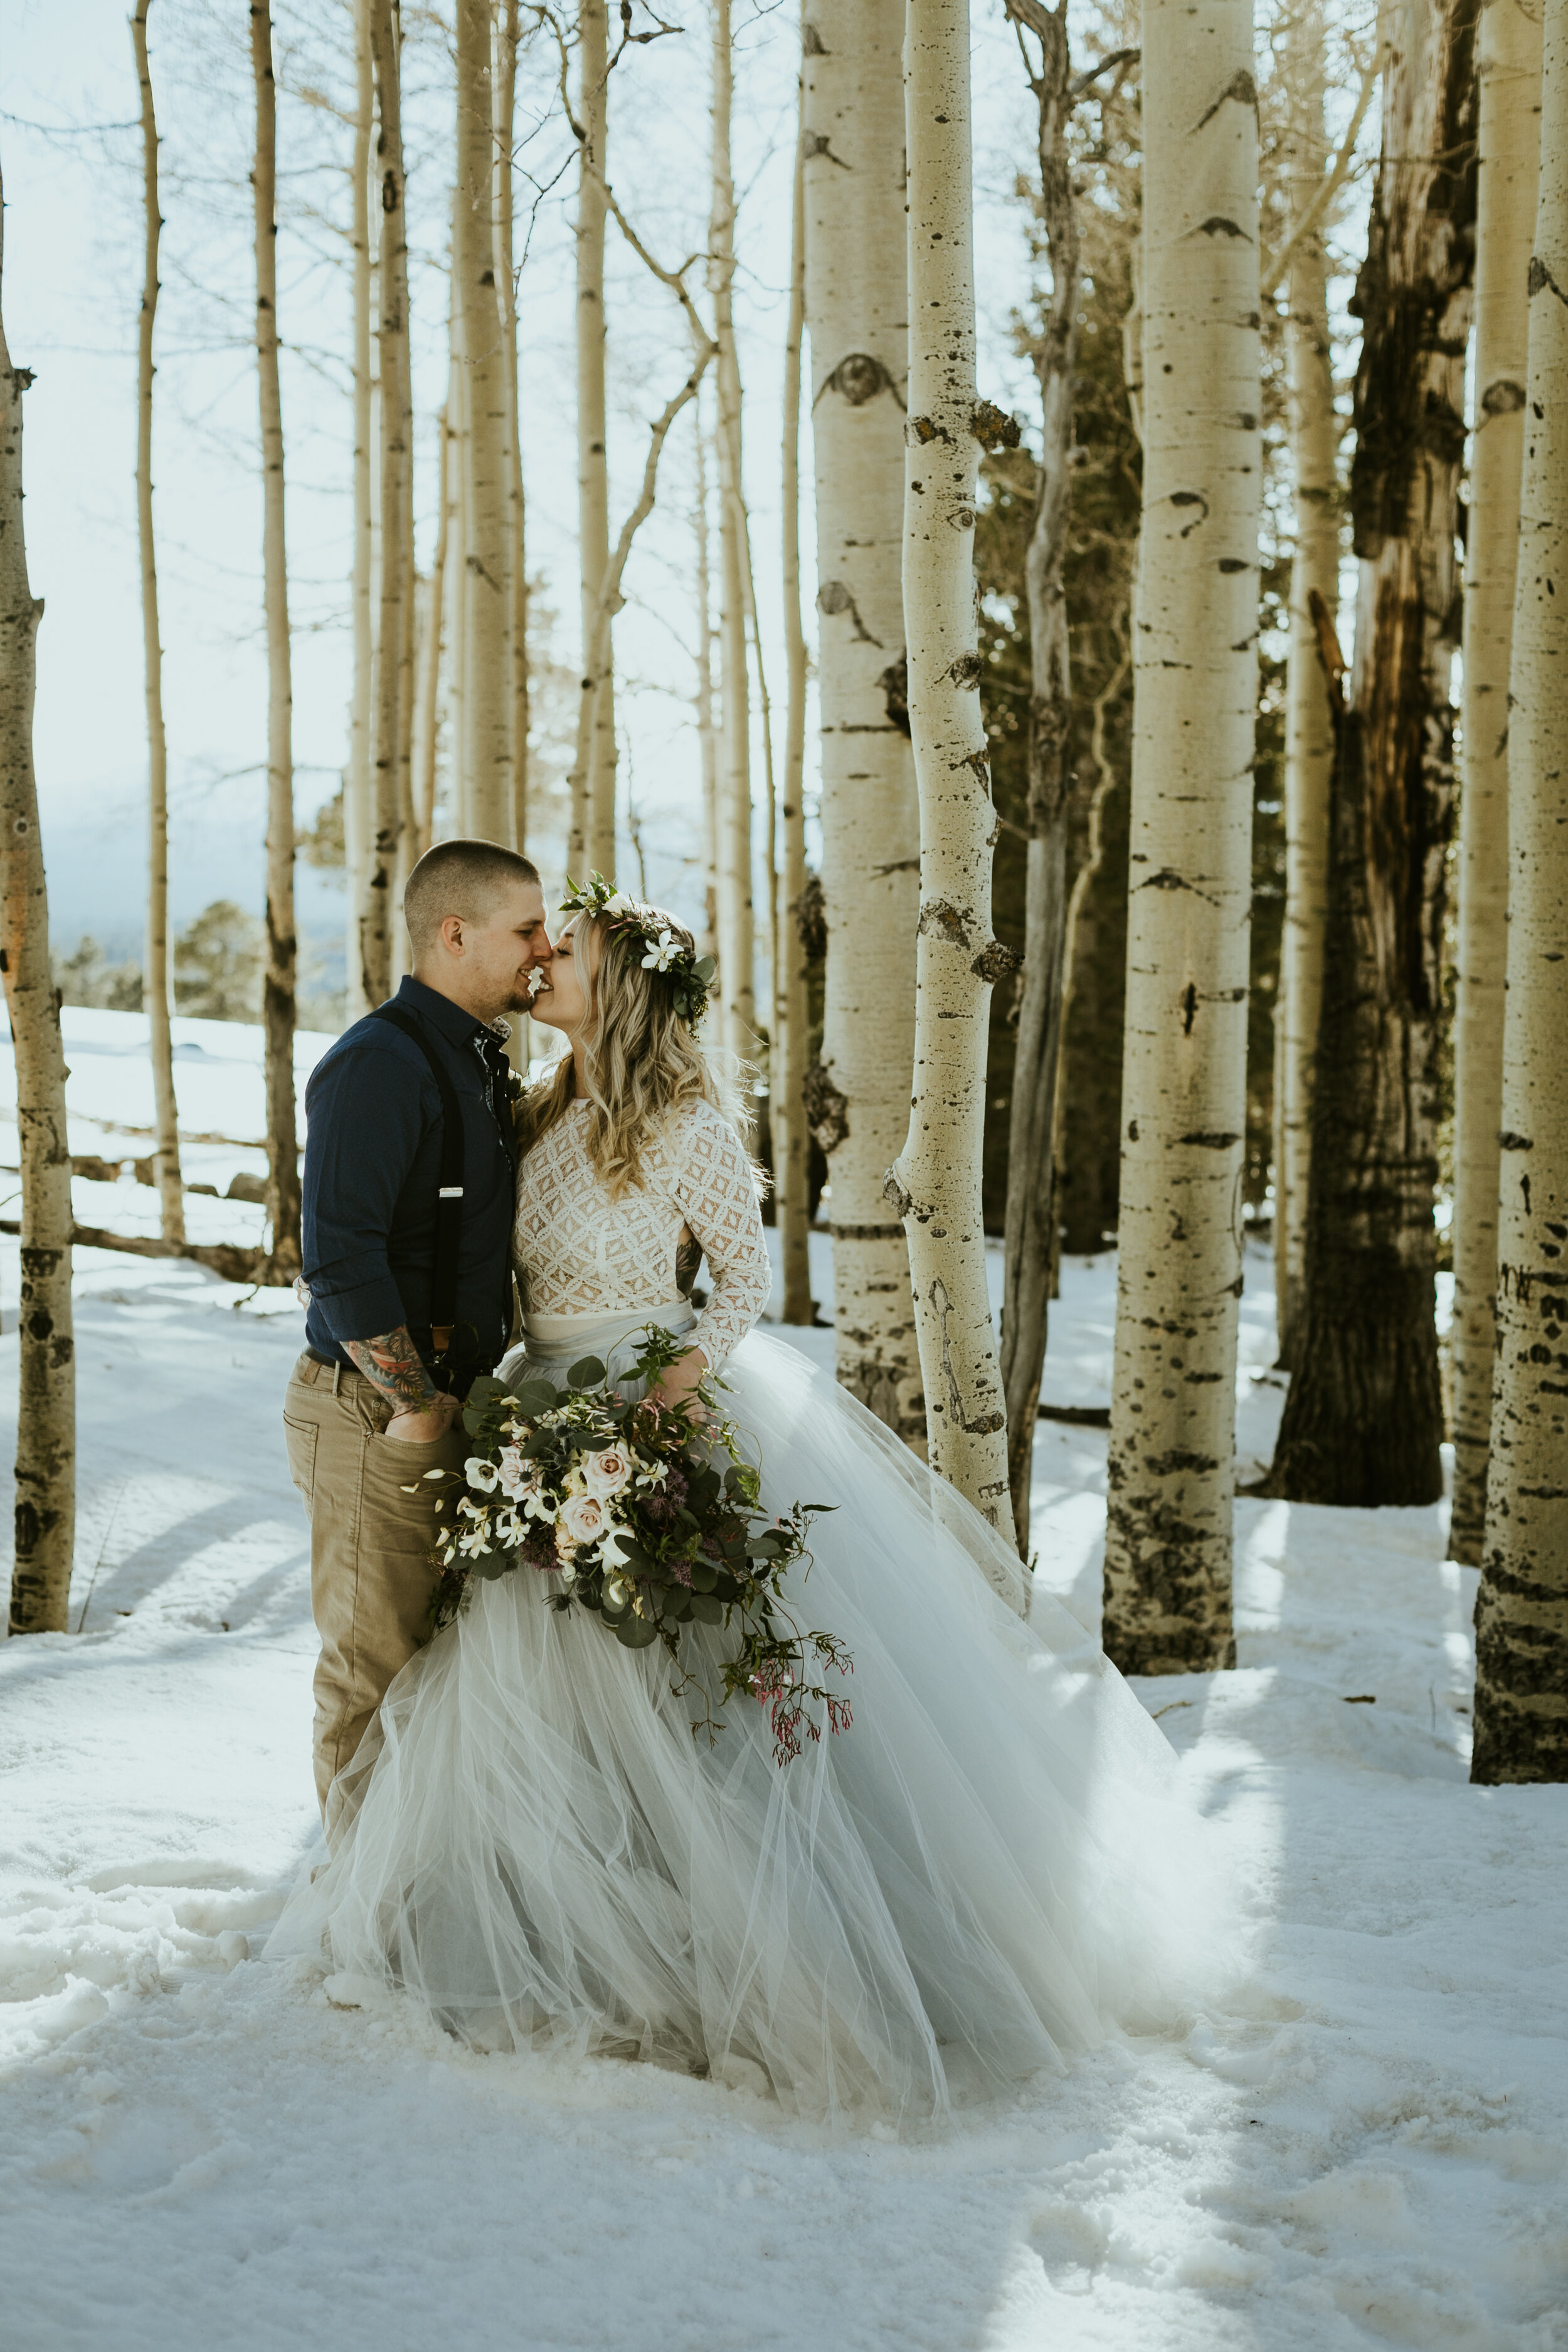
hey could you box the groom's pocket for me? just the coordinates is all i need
[364,1427,466,1512]
[283,1414,319,1509]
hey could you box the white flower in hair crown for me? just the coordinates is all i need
[558,872,717,1027]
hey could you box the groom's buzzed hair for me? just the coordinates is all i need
[405,839,541,956]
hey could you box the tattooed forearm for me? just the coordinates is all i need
[344,1326,440,1415]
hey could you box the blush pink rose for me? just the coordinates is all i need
[583,1445,633,1500]
[558,1493,608,1549]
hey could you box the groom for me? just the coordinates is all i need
[283,839,553,1823]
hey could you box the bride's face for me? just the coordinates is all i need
[527,916,596,1034]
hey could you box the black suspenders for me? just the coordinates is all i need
[369,1003,467,1364]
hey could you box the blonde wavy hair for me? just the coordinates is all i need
[518,903,756,1198]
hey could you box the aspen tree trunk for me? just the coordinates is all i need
[455,0,512,844]
[803,0,922,1439]
[358,0,410,1007]
[1472,0,1568,1781]
[569,0,615,876]
[694,404,719,961]
[1451,0,1543,1564]
[0,171,76,1636]
[1101,4,1259,1675]
[1264,0,1476,1508]
[711,0,755,1058]
[494,0,531,855]
[391,357,417,982]
[412,407,450,858]
[346,0,374,1020]
[1274,4,1338,1369]
[999,2,1079,1552]
[885,0,1014,1545]
[445,262,470,836]
[132,1,183,1246]
[775,62,812,1327]
[251,4,300,1276]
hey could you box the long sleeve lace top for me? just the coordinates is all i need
[512,1096,771,1375]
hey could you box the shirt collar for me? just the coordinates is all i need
[394,973,494,1051]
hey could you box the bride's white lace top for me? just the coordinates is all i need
[513,1097,771,1372]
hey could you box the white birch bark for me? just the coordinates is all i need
[570,0,615,876]
[412,408,450,860]
[445,249,470,837]
[1274,4,1338,1367]
[694,400,719,961]
[776,60,812,1328]
[346,0,374,1019]
[359,0,410,1005]
[803,0,922,1440]
[0,163,76,1636]
[1101,6,1259,1675]
[1451,0,1544,1564]
[494,0,531,857]
[251,3,300,1276]
[132,0,183,1246]
[710,0,755,1058]
[884,0,1015,1560]
[1471,0,1568,1784]
[391,347,417,982]
[455,0,513,844]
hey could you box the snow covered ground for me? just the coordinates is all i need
[2,1009,1566,2350]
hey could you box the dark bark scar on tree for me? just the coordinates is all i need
[816,580,882,646]
[928,1276,1005,1436]
[918,898,974,951]
[1192,69,1258,132]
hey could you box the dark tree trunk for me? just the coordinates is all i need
[1264,0,1478,1508]
[999,0,1081,1557]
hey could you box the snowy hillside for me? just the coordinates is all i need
[2,1010,1566,2349]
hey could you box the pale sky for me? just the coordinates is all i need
[2,2,1371,985]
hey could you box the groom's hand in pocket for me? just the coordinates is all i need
[384,1395,462,1444]
[344,1327,463,1444]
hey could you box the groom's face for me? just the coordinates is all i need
[448,879,554,1019]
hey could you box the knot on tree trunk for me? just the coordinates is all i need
[827,352,893,406]
[971,938,1023,985]
[793,871,827,961]
[877,654,911,736]
[802,1057,849,1155]
[881,1165,914,1221]
[971,400,1022,452]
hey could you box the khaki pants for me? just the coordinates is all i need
[282,1352,468,1823]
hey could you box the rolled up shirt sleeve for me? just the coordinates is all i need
[302,1041,433,1343]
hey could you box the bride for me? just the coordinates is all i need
[268,885,1232,2123]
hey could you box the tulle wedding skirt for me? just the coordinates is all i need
[267,1312,1236,2124]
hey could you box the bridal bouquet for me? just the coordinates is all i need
[426,1331,851,1765]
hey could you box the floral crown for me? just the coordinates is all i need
[556,872,717,1029]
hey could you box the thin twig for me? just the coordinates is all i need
[1260,48,1382,304]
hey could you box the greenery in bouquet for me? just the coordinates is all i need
[426,1330,850,1764]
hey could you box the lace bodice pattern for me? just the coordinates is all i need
[513,1097,771,1374]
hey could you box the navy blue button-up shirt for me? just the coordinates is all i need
[301,976,517,1383]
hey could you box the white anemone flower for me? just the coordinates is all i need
[599,1520,636,1572]
[465,1457,500,1493]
